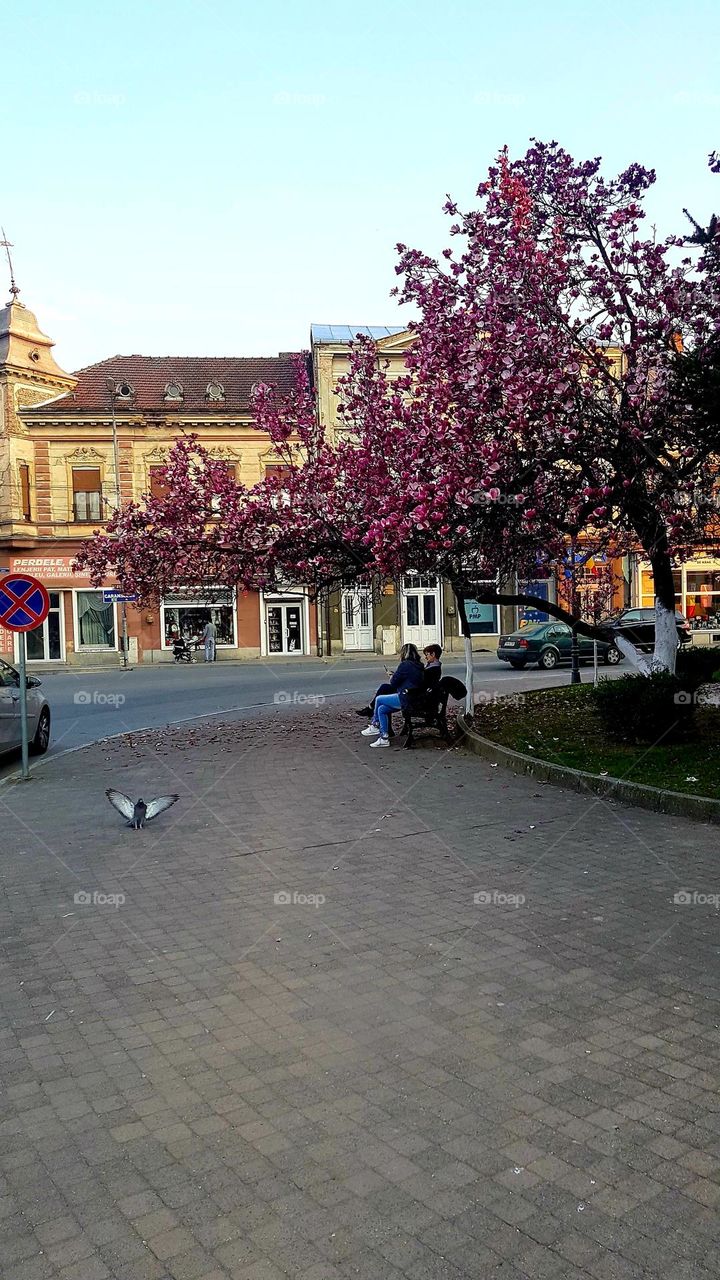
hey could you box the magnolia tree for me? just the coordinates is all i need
[77,143,720,703]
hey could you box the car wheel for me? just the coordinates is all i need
[508,660,527,670]
[605,645,622,665]
[539,648,559,670]
[30,708,51,755]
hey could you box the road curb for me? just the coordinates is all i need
[457,713,720,826]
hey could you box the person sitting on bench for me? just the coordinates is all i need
[355,644,442,723]
[360,644,424,747]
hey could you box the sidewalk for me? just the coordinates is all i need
[0,705,718,1280]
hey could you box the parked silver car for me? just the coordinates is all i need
[0,658,51,755]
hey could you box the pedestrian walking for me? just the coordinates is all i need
[201,618,217,662]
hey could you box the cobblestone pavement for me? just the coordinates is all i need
[1,706,719,1280]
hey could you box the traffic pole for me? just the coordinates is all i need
[18,631,29,780]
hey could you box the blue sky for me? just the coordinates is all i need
[4,0,719,371]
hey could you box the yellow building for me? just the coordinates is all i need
[0,292,313,664]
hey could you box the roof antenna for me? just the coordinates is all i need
[0,227,20,300]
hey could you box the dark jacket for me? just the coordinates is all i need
[422,660,442,694]
[389,659,425,708]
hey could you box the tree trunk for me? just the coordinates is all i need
[649,551,679,673]
[453,586,475,716]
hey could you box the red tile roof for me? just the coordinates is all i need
[22,353,302,416]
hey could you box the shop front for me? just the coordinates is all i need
[635,555,720,645]
[161,588,237,653]
[260,590,313,656]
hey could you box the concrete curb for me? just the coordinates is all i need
[457,712,720,826]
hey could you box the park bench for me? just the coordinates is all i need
[400,675,467,749]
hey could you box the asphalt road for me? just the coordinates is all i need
[0,651,620,778]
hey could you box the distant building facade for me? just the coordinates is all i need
[0,295,316,664]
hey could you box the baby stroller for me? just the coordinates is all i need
[172,636,197,663]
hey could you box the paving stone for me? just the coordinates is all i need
[1,711,720,1280]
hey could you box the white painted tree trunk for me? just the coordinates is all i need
[612,596,678,676]
[463,633,475,717]
[652,597,679,673]
[614,635,653,675]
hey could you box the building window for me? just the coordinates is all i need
[209,461,236,515]
[72,468,103,521]
[149,466,170,500]
[76,590,115,648]
[264,463,291,507]
[114,381,133,400]
[206,382,225,402]
[163,382,183,402]
[162,588,235,648]
[19,463,31,520]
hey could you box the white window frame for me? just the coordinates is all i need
[72,589,119,651]
[160,587,237,650]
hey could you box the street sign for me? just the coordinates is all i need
[0,573,50,632]
[103,590,138,604]
[0,573,50,782]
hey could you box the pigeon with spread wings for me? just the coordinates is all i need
[106,789,179,829]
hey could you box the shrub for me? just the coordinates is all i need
[591,672,696,744]
[675,646,720,686]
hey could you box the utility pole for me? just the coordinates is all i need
[108,379,129,669]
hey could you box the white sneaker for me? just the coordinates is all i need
[361,724,380,736]
[370,736,389,748]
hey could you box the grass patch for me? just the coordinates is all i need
[473,684,720,799]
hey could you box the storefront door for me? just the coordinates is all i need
[22,592,64,662]
[401,575,442,649]
[342,588,374,651]
[266,603,304,654]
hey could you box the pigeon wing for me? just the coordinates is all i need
[106,789,136,821]
[144,794,180,822]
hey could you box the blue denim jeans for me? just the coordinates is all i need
[374,693,402,737]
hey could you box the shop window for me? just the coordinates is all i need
[163,589,235,648]
[685,570,720,628]
[19,463,31,520]
[149,466,170,501]
[77,590,115,648]
[639,569,682,611]
[72,468,103,522]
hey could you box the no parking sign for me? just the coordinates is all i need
[0,573,50,778]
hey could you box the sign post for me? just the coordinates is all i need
[0,573,50,780]
[18,631,29,779]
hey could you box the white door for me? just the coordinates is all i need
[266,603,304,654]
[342,588,373,651]
[21,592,64,662]
[401,575,442,649]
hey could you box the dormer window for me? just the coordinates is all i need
[114,381,134,400]
[206,382,225,402]
[163,381,184,403]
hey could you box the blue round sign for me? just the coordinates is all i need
[0,573,50,632]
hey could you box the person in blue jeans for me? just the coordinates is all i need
[360,644,424,748]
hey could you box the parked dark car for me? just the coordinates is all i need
[497,622,622,670]
[604,607,692,653]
